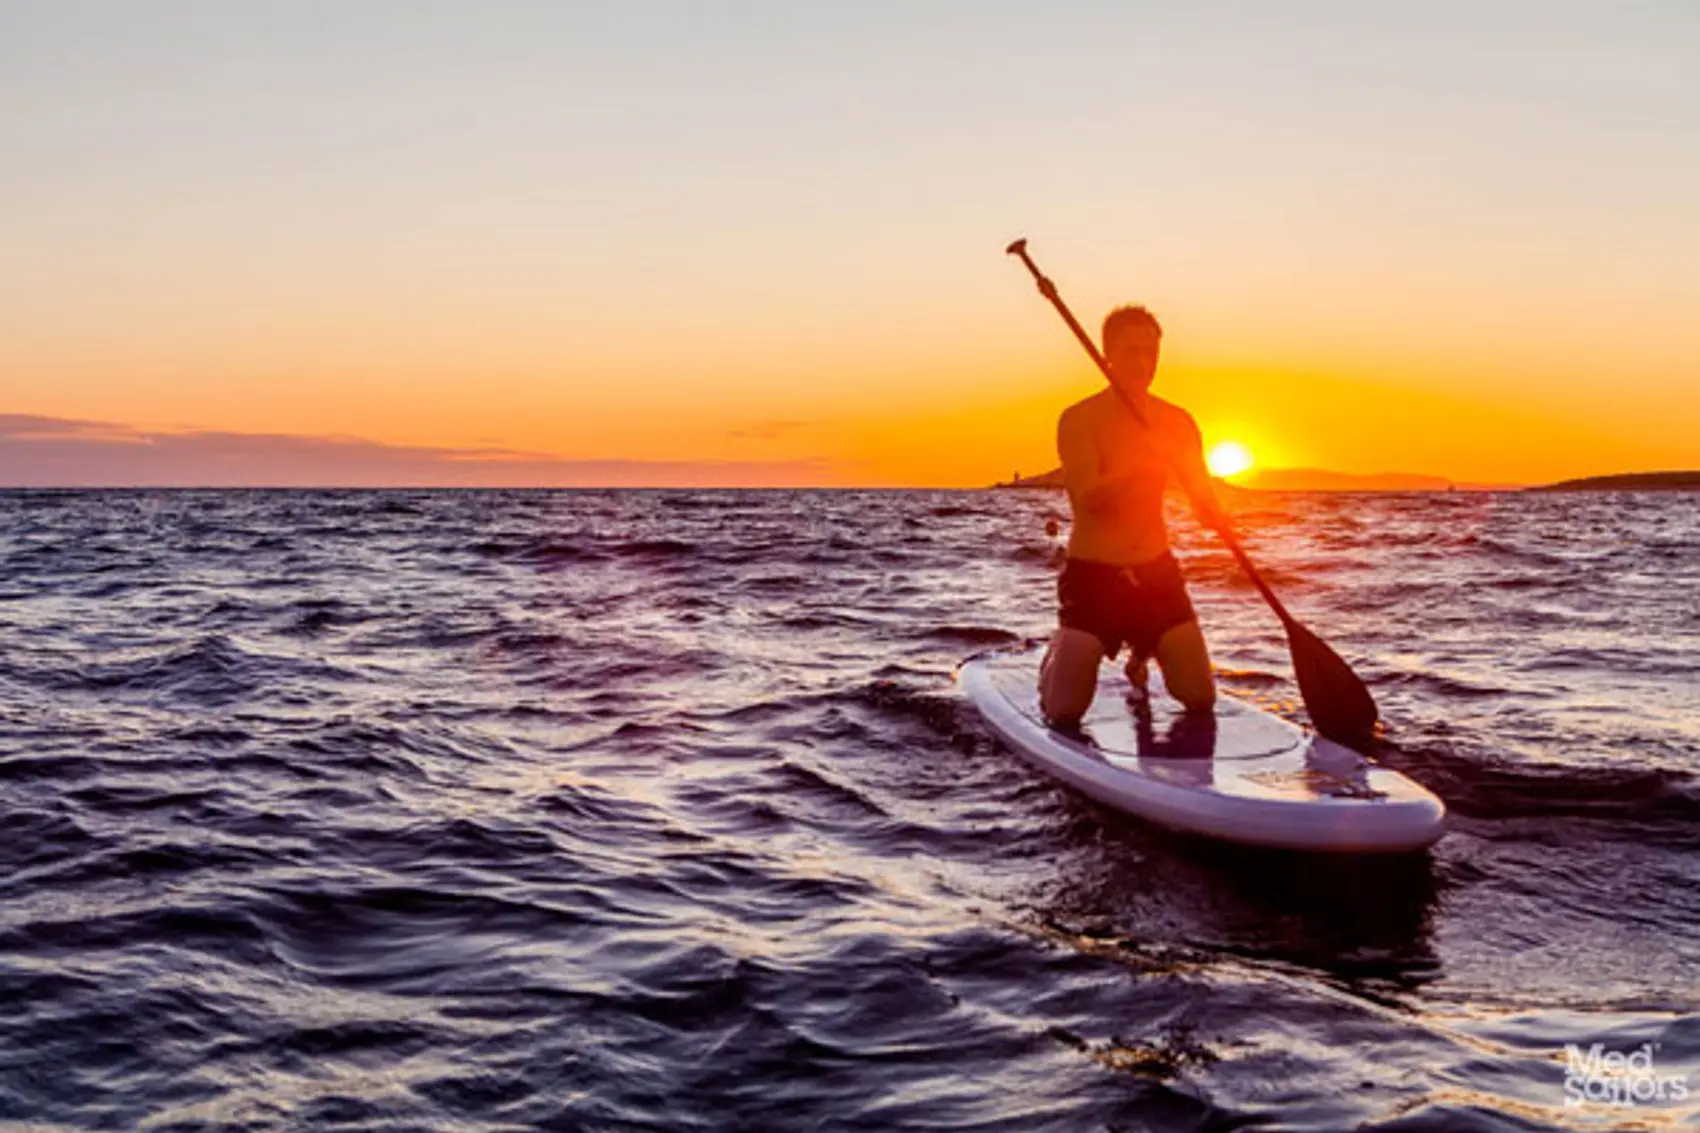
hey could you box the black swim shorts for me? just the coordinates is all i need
[1057,552,1197,662]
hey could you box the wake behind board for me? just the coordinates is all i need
[958,644,1444,853]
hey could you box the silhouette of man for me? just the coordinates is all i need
[1039,306,1230,727]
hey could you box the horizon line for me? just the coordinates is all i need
[6,412,1687,491]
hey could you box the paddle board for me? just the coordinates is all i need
[957,643,1444,852]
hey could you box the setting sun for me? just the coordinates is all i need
[1206,440,1255,479]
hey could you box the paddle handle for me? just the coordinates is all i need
[1004,238,1298,627]
[1005,239,1144,427]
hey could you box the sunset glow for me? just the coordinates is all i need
[1206,441,1255,480]
[1,5,1696,487]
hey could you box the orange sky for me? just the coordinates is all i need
[3,4,1697,487]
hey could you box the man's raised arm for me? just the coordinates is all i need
[1168,412,1234,537]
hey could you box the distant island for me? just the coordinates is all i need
[1532,471,1700,491]
[994,467,1700,493]
[1233,469,1457,492]
[995,469,1066,489]
[992,467,1512,492]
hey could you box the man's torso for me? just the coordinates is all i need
[1062,389,1185,565]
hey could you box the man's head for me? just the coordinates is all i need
[1102,306,1162,392]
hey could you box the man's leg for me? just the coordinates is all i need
[1039,627,1106,727]
[1152,620,1216,713]
[1124,654,1150,700]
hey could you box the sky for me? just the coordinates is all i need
[2,0,1697,487]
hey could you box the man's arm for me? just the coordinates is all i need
[1058,407,1144,516]
[1165,410,1233,536]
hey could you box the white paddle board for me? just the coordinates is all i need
[958,643,1444,852]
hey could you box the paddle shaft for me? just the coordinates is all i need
[1004,241,1300,629]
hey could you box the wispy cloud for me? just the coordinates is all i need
[726,419,813,442]
[0,414,838,488]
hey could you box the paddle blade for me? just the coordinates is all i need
[1286,620,1379,748]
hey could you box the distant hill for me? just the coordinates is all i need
[991,466,1509,492]
[1236,468,1453,492]
[991,465,1700,494]
[1533,470,1700,491]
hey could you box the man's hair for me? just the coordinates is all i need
[1102,306,1162,351]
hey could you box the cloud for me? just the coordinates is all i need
[726,419,812,441]
[0,414,148,444]
[0,414,839,488]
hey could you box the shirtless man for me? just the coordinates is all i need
[1039,305,1230,727]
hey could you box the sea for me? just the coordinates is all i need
[1,487,1696,1132]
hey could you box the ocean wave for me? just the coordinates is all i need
[0,487,1696,1130]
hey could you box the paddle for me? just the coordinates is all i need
[1005,237,1380,748]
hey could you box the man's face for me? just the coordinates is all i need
[1105,325,1161,392]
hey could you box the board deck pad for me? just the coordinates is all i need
[958,644,1445,852]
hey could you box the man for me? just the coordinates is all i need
[1038,305,1230,727]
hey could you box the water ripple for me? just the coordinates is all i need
[0,487,1696,1130]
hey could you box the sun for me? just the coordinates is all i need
[1206,440,1254,479]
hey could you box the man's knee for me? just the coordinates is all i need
[1154,621,1216,713]
[1040,628,1102,725]
[1174,682,1216,714]
[1040,660,1094,724]
[1041,681,1092,727]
